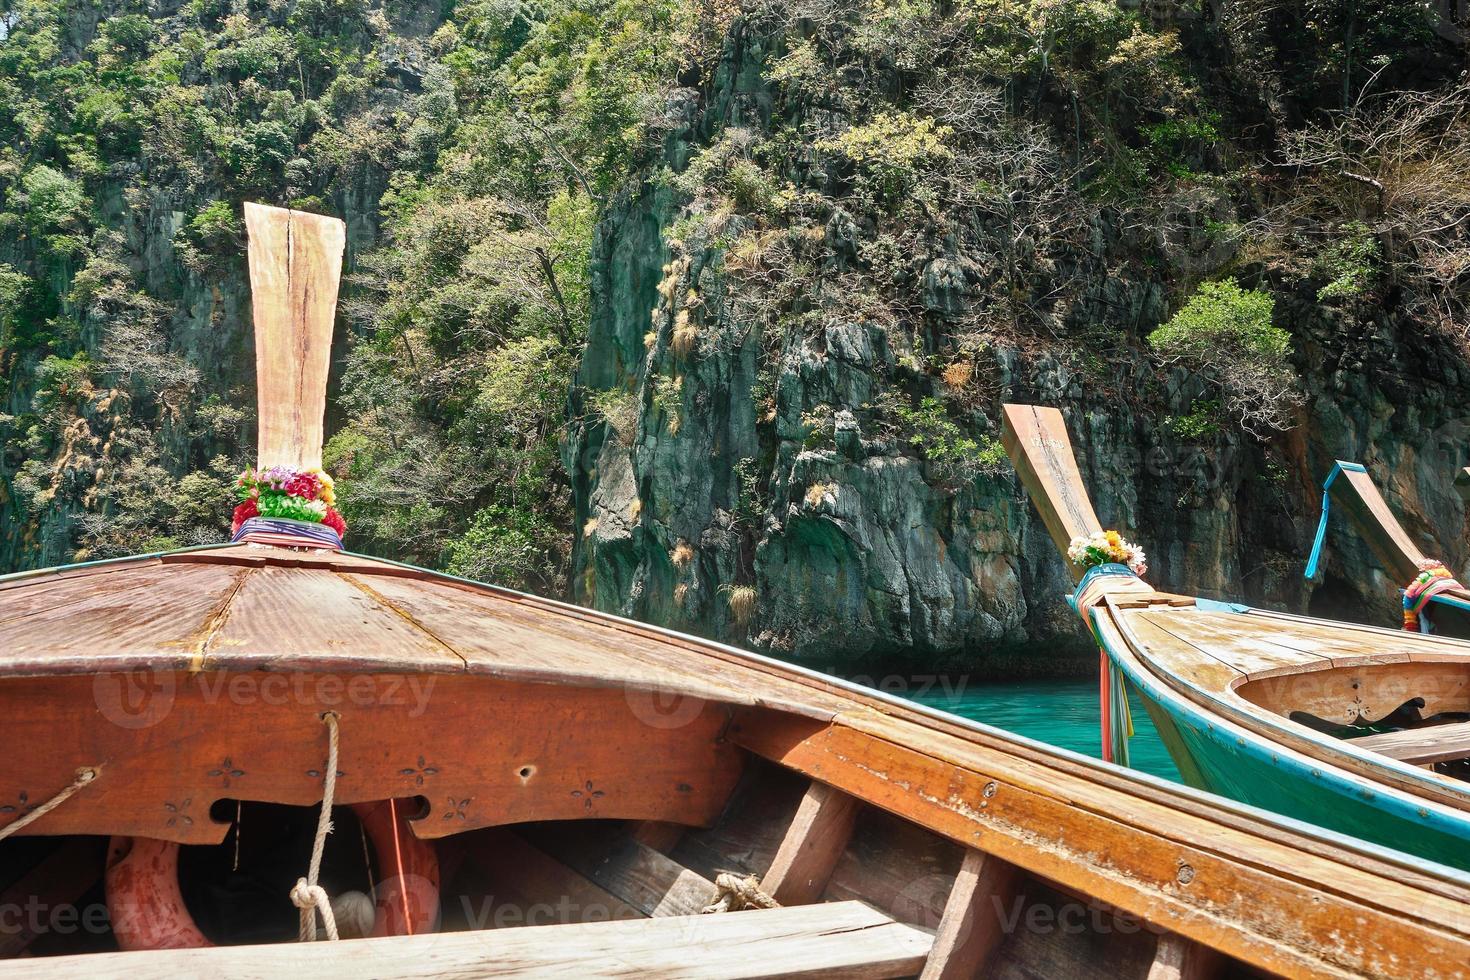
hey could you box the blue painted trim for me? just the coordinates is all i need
[1304,461,1367,580]
[1194,597,1251,614]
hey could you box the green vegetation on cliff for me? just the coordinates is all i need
[2,0,1468,662]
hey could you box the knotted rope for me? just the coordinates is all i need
[1403,559,1463,632]
[702,872,779,914]
[292,712,341,942]
[0,767,99,842]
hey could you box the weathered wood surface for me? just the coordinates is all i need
[1000,405,1102,574]
[4,535,1470,974]
[530,825,717,917]
[918,849,1020,980]
[1,902,934,979]
[244,203,345,471]
[1146,934,1223,980]
[732,706,1470,980]
[1236,659,1469,728]
[1352,721,1470,766]
[0,674,743,843]
[1326,462,1434,587]
[760,781,860,905]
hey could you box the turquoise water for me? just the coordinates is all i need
[905,678,1183,783]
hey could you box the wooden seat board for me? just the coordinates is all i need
[1349,721,1470,765]
[0,902,934,979]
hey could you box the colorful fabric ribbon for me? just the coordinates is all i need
[1067,562,1143,615]
[232,516,344,551]
[1403,559,1462,632]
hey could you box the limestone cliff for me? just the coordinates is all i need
[565,9,1470,668]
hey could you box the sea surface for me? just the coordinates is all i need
[903,677,1183,783]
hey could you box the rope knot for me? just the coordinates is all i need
[291,879,339,942]
[702,872,779,914]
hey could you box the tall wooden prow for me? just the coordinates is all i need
[999,404,1105,585]
[1310,461,1431,587]
[1000,404,1163,612]
[243,202,346,471]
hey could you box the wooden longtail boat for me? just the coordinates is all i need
[1,216,1468,977]
[1001,404,1470,875]
[1304,460,1470,636]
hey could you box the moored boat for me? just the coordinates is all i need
[1001,403,1470,874]
[1304,459,1470,635]
[0,217,1468,977]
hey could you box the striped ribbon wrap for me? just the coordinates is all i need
[1403,560,1462,632]
[231,516,344,551]
[1068,563,1141,765]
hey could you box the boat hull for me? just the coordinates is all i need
[1102,627,1470,873]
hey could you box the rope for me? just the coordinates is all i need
[0,767,99,842]
[291,712,341,942]
[702,872,780,914]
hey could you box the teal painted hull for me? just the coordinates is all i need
[1104,638,1470,873]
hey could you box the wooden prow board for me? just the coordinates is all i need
[1000,404,1103,584]
[244,202,345,471]
[1326,461,1431,585]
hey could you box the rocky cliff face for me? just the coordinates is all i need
[565,11,1470,669]
[0,0,440,570]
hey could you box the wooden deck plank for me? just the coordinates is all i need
[1350,722,1470,765]
[761,781,860,905]
[0,562,246,672]
[1133,609,1331,680]
[918,849,1020,980]
[1112,610,1245,693]
[1197,611,1415,667]
[201,566,465,672]
[0,902,933,979]
[350,572,767,705]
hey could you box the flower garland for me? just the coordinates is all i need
[1402,557,1461,632]
[1067,529,1147,577]
[233,466,347,539]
